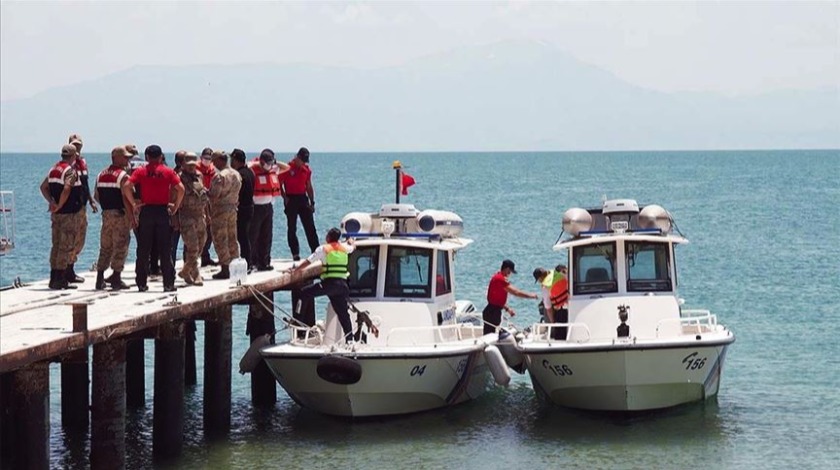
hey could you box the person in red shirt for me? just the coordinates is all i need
[483,259,538,335]
[122,145,185,292]
[280,147,319,261]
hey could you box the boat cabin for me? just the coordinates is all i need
[317,204,474,346]
[554,199,688,341]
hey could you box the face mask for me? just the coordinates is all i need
[262,162,272,171]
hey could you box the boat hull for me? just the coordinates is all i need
[262,348,491,417]
[523,341,732,411]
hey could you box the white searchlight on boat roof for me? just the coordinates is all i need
[562,208,592,236]
[341,212,373,233]
[416,210,463,237]
[638,204,673,233]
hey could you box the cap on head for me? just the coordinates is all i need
[259,148,275,163]
[68,133,83,146]
[211,150,228,162]
[533,267,548,283]
[61,144,77,158]
[183,152,199,166]
[501,259,517,274]
[296,147,310,163]
[326,227,342,243]
[231,148,246,163]
[554,263,567,274]
[200,147,213,160]
[124,144,139,156]
[111,145,132,160]
[145,145,163,159]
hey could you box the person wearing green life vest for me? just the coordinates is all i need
[290,227,356,343]
[533,264,569,340]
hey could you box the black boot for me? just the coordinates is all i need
[212,265,230,280]
[110,271,128,290]
[66,264,84,283]
[95,271,106,290]
[50,269,76,290]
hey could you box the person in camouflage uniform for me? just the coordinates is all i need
[208,150,242,279]
[93,145,134,290]
[178,153,210,286]
[67,134,97,283]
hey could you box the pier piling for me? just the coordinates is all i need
[91,339,126,470]
[60,348,89,430]
[203,306,233,438]
[248,294,276,406]
[0,373,13,468]
[9,362,50,470]
[152,321,185,462]
[185,320,197,387]
[125,338,145,408]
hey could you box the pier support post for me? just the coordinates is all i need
[203,306,232,439]
[125,338,145,408]
[60,348,89,430]
[247,292,276,406]
[91,339,126,470]
[152,321,185,462]
[185,320,197,387]
[0,373,13,468]
[9,362,50,470]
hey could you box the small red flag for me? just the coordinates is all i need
[401,172,416,196]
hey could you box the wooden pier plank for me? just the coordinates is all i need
[0,260,319,373]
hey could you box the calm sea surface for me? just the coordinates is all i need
[1,150,838,469]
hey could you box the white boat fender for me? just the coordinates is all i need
[239,334,271,374]
[484,345,511,386]
[317,355,362,385]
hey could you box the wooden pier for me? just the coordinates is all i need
[0,260,317,469]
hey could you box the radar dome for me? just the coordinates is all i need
[416,210,463,237]
[341,212,373,233]
[638,205,672,232]
[562,208,592,236]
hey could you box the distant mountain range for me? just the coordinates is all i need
[1,40,837,152]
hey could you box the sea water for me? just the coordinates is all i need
[0,150,838,469]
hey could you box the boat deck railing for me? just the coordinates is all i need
[529,323,592,343]
[657,310,719,338]
[385,323,484,347]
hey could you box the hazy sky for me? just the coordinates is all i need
[1,1,838,102]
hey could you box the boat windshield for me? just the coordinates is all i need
[385,246,433,298]
[626,241,672,292]
[348,246,380,297]
[572,242,618,294]
[435,250,452,296]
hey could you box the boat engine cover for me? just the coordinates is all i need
[317,355,363,385]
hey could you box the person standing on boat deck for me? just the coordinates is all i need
[66,133,97,284]
[208,150,242,280]
[177,153,209,285]
[290,228,355,342]
[40,144,84,290]
[231,149,255,269]
[198,147,218,267]
[534,265,568,340]
[122,145,184,292]
[482,259,538,335]
[93,146,135,290]
[280,147,319,261]
[248,149,289,271]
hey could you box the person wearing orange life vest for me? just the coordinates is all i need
[39,144,85,290]
[289,228,356,343]
[548,264,569,340]
[248,149,290,271]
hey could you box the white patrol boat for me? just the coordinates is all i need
[260,199,510,417]
[517,199,735,411]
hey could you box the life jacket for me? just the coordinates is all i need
[47,160,83,214]
[95,165,128,211]
[250,161,281,202]
[549,273,569,310]
[321,242,349,280]
[74,157,90,204]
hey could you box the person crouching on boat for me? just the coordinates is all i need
[483,259,538,335]
[290,228,355,343]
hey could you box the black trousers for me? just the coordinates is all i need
[249,203,273,268]
[171,229,181,265]
[284,194,319,257]
[237,204,254,267]
[482,304,504,335]
[299,278,352,341]
[553,308,569,340]
[136,206,175,288]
